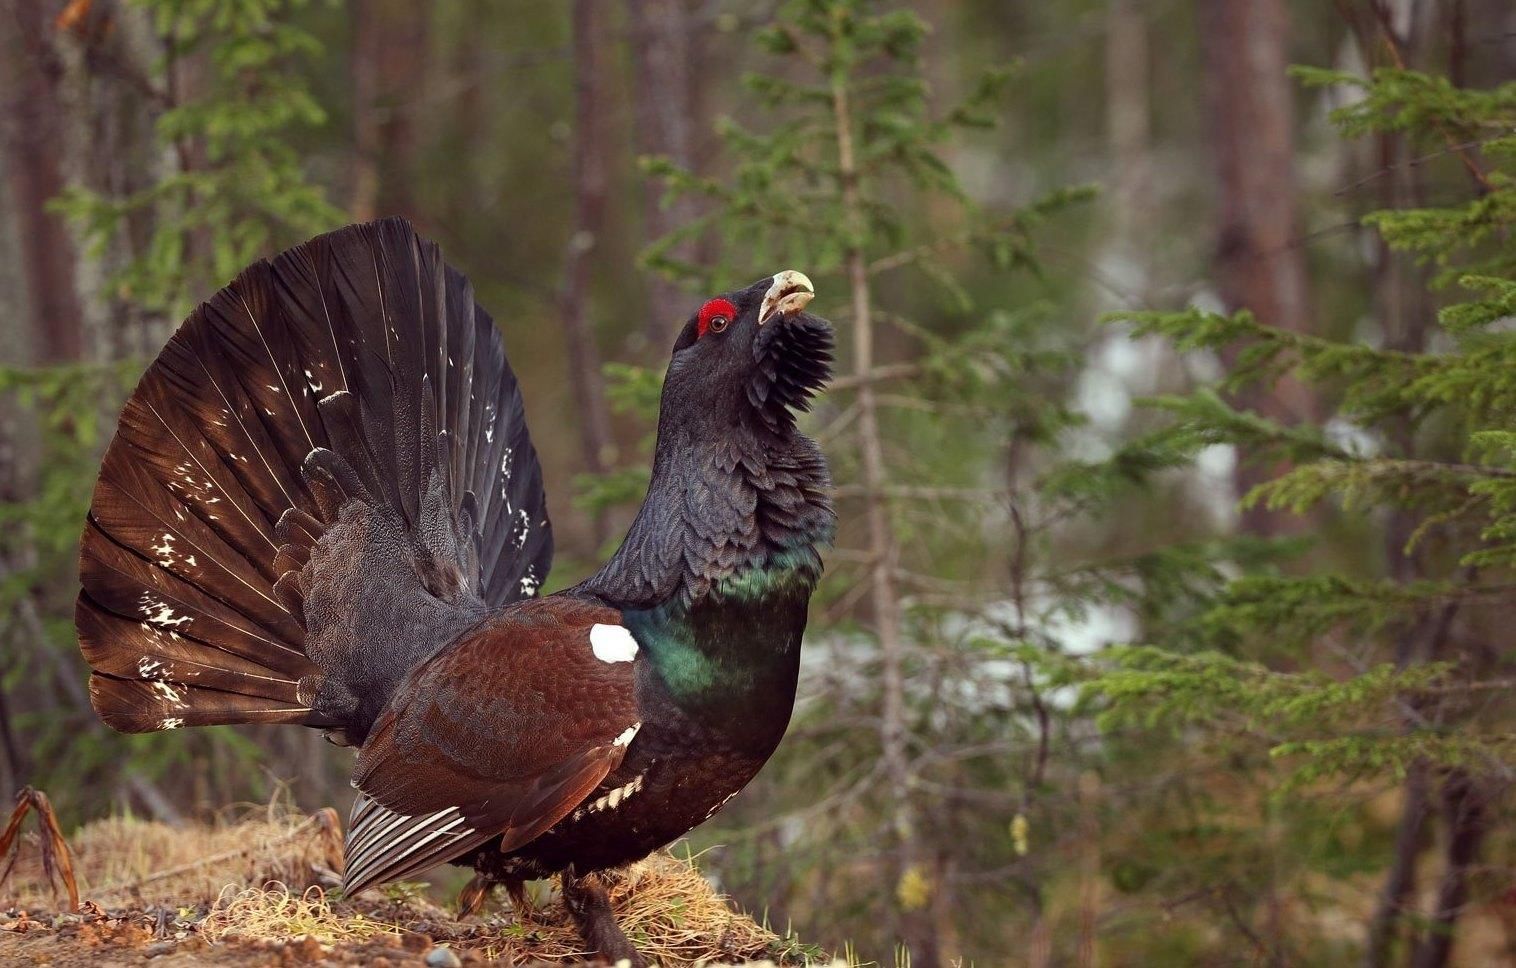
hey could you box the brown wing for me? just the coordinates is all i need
[341,597,641,893]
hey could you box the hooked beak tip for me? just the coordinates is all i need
[759,270,815,324]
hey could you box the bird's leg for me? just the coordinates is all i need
[456,873,494,918]
[458,872,538,921]
[503,876,536,918]
[560,868,646,968]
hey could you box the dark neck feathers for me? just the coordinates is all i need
[580,426,833,610]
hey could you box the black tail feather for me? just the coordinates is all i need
[80,218,553,734]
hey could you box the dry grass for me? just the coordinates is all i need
[490,852,785,964]
[194,852,791,965]
[3,802,342,911]
[2,803,826,966]
[199,884,403,946]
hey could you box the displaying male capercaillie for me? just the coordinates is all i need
[76,218,833,965]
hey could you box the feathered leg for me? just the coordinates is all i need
[456,873,534,920]
[561,869,645,968]
[457,873,493,918]
[503,876,535,918]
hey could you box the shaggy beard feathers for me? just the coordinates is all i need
[746,315,834,433]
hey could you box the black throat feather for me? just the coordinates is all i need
[579,314,834,610]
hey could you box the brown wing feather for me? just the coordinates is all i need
[341,597,641,894]
[342,747,619,893]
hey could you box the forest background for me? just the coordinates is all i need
[2,0,1515,965]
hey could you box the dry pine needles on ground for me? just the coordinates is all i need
[0,800,824,966]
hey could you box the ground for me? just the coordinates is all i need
[0,800,825,967]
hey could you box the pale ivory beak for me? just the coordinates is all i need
[758,270,815,324]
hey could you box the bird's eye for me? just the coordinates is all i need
[696,298,738,339]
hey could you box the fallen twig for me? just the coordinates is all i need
[0,786,79,911]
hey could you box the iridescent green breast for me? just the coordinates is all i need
[623,549,820,730]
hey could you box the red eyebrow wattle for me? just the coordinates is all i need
[697,298,737,339]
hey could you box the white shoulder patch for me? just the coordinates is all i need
[589,623,639,663]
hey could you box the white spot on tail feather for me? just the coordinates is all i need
[159,717,184,730]
[519,567,540,597]
[139,622,183,644]
[151,680,187,708]
[150,533,176,565]
[137,656,172,679]
[138,593,192,628]
[589,624,638,663]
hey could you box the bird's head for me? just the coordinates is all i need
[660,270,833,438]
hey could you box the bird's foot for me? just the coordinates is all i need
[561,869,646,968]
[458,874,537,921]
[456,874,493,918]
[503,876,536,919]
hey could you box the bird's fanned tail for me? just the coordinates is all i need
[78,218,553,735]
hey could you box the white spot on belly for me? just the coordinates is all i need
[589,624,638,663]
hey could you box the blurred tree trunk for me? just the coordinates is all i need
[3,0,86,364]
[1198,0,1314,536]
[1365,762,1430,967]
[831,64,939,968]
[1105,0,1152,298]
[1411,769,1489,968]
[0,138,28,796]
[0,1,188,821]
[62,0,169,357]
[626,0,701,349]
[351,0,429,222]
[1,0,80,803]
[1344,8,1493,964]
[1361,10,1435,964]
[561,0,615,547]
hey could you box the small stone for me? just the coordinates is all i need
[424,947,462,968]
[145,940,176,958]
